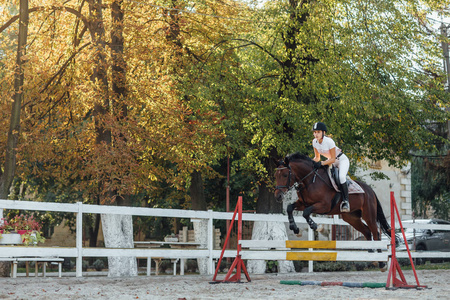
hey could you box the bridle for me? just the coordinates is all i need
[275,161,333,202]
[275,164,316,192]
[275,165,293,190]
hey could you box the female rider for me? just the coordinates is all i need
[312,122,350,212]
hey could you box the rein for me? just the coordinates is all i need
[276,163,335,204]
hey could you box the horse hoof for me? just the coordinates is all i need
[290,223,299,234]
[316,225,324,232]
[296,232,302,237]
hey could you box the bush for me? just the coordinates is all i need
[93,259,106,271]
[186,259,198,273]
[218,260,231,272]
[293,260,307,272]
[159,260,171,273]
[63,258,74,271]
[82,260,89,271]
[266,260,278,273]
[354,262,370,271]
[313,261,353,272]
[398,258,411,266]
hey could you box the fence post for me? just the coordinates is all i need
[308,226,314,273]
[76,202,83,277]
[207,209,214,274]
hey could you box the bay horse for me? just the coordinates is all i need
[274,152,392,245]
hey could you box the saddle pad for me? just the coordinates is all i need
[347,180,365,194]
[326,167,364,194]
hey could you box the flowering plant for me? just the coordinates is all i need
[0,214,45,245]
[0,214,43,233]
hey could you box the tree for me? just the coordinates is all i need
[0,0,28,277]
[0,0,236,275]
[183,0,450,271]
[155,0,251,274]
[411,118,449,220]
[0,0,28,199]
[0,0,449,277]
[412,153,450,220]
[197,0,450,202]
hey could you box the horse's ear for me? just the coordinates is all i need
[273,158,284,167]
[284,156,290,165]
[272,158,279,166]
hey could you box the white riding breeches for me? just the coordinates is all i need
[332,154,349,184]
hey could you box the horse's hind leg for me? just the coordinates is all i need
[341,212,372,240]
[362,212,387,270]
[287,203,300,234]
[344,213,387,270]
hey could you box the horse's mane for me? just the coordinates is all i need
[287,152,313,163]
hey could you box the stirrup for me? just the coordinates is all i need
[340,201,350,212]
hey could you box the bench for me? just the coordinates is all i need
[134,241,201,276]
[11,257,64,278]
[178,226,221,249]
[0,258,17,277]
[136,257,179,276]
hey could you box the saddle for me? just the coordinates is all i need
[327,166,364,194]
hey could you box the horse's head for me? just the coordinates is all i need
[274,156,293,202]
[274,152,315,202]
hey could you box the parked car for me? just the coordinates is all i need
[397,219,450,252]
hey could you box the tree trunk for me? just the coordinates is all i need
[102,195,137,276]
[193,219,209,274]
[256,148,283,215]
[111,0,127,117]
[88,213,101,248]
[246,221,295,274]
[190,170,207,211]
[89,0,111,145]
[0,0,28,277]
[190,170,209,274]
[88,0,136,277]
[256,181,283,214]
[101,214,137,277]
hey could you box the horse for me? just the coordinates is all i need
[274,153,392,267]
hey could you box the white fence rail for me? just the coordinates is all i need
[0,199,449,277]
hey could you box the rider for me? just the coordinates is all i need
[311,122,350,212]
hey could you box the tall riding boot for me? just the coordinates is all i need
[340,182,350,212]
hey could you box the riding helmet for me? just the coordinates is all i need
[312,122,327,132]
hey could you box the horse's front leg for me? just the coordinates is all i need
[286,203,300,234]
[303,206,318,231]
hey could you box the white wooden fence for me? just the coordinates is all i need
[0,199,449,277]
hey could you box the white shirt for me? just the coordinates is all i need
[312,136,342,159]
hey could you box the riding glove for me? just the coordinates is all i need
[313,161,322,169]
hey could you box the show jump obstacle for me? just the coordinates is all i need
[386,191,427,289]
[212,192,427,289]
[239,239,389,262]
[210,196,251,283]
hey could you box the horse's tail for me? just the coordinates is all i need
[375,195,392,238]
